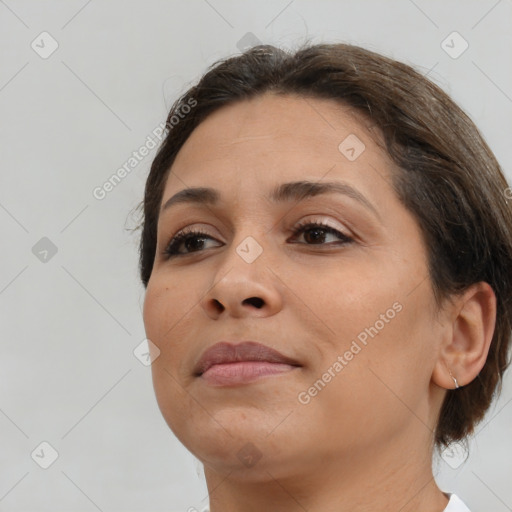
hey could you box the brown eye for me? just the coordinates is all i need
[163,229,221,258]
[290,221,353,246]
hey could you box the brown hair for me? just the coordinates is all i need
[136,42,512,448]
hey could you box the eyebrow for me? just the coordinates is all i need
[160,180,380,220]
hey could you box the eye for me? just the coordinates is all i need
[162,227,221,259]
[288,219,354,246]
[162,220,354,260]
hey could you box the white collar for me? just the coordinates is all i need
[443,493,472,511]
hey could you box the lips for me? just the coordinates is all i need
[194,341,301,376]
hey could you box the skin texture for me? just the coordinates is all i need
[142,92,496,512]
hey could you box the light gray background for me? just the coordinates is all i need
[1,0,511,511]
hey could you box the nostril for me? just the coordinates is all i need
[213,299,224,312]
[243,297,264,308]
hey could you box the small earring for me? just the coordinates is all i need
[448,369,460,389]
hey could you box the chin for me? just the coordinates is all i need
[176,417,291,470]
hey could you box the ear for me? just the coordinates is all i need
[432,282,497,390]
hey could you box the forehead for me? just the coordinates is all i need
[163,92,394,199]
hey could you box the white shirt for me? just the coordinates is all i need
[444,493,472,511]
[199,493,471,512]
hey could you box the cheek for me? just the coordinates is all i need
[331,288,437,413]
[297,300,436,452]
[143,282,198,431]
[142,279,202,388]
[286,255,403,351]
[143,286,171,355]
[296,257,436,393]
[143,276,198,343]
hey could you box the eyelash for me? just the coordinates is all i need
[162,220,354,259]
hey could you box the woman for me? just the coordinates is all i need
[137,43,512,511]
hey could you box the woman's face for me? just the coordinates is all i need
[143,93,445,479]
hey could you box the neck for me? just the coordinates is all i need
[202,432,449,512]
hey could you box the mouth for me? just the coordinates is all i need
[194,341,301,386]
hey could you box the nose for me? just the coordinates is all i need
[200,235,284,319]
